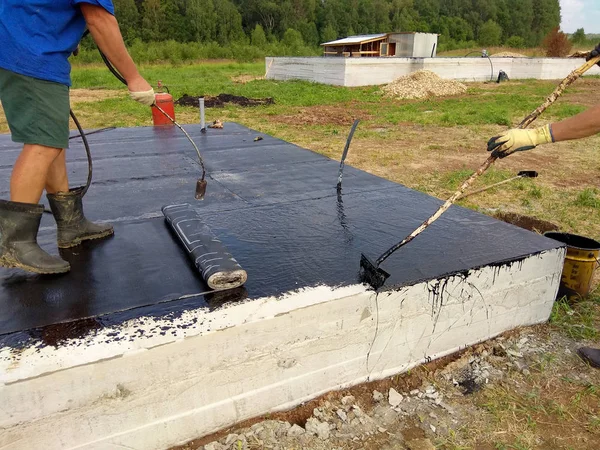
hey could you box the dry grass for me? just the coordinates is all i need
[69,88,124,104]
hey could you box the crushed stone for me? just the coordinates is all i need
[176,327,597,450]
[381,70,467,100]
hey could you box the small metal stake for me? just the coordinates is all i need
[199,97,206,134]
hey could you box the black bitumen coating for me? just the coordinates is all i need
[0,123,562,337]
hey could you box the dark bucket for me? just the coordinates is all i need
[544,232,600,299]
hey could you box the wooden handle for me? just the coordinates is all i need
[457,174,521,200]
[376,55,600,266]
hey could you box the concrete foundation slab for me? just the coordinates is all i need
[266,57,600,86]
[0,123,565,449]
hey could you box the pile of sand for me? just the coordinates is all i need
[381,70,467,100]
[490,52,527,57]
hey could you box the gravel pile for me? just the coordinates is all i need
[381,70,467,100]
[490,51,527,57]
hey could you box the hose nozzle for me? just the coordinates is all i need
[196,179,207,200]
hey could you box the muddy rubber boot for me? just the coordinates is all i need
[47,187,114,249]
[0,200,70,274]
[578,347,600,369]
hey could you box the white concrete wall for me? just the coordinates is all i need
[0,249,565,450]
[266,57,600,86]
[265,56,346,86]
[412,33,438,58]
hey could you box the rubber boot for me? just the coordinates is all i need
[578,347,600,369]
[0,200,70,274]
[47,187,114,249]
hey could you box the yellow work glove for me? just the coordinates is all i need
[129,88,156,107]
[487,124,554,158]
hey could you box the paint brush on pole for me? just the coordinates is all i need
[337,119,360,191]
[360,55,600,290]
[457,170,538,200]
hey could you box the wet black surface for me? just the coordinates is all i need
[0,123,562,338]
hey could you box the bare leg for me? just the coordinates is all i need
[10,144,63,204]
[45,149,69,194]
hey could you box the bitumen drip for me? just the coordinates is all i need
[0,123,562,339]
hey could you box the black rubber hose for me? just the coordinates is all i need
[70,109,93,197]
[464,50,494,81]
[68,127,115,140]
[96,48,207,185]
[99,50,127,85]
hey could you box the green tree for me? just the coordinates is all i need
[507,0,535,45]
[161,0,190,42]
[532,0,561,46]
[571,28,586,44]
[478,19,502,46]
[187,0,217,42]
[141,0,164,42]
[321,23,338,43]
[297,21,320,46]
[214,0,246,45]
[251,24,268,47]
[282,28,304,47]
[113,0,139,44]
[505,35,526,48]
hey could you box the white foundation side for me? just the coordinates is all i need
[265,57,600,86]
[0,248,565,450]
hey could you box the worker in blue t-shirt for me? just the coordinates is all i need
[0,1,155,274]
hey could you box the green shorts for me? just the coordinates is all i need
[0,67,70,149]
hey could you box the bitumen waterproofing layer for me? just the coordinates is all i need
[0,123,561,337]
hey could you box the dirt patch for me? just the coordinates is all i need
[231,74,265,84]
[70,89,123,104]
[270,104,371,127]
[559,77,600,108]
[494,211,560,234]
[175,94,274,108]
[382,70,468,100]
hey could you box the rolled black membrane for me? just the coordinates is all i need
[162,204,247,291]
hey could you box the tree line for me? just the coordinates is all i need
[110,0,562,51]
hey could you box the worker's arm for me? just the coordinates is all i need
[488,106,600,158]
[552,104,600,141]
[488,43,600,158]
[79,3,155,106]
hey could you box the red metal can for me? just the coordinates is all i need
[152,92,175,126]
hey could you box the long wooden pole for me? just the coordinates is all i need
[375,56,600,267]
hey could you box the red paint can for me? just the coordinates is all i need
[152,92,175,126]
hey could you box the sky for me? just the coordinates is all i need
[560,0,600,33]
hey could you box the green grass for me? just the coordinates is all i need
[70,63,578,131]
[575,188,600,209]
[550,292,600,340]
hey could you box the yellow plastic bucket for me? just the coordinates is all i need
[545,232,600,298]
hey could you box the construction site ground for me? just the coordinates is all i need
[1,61,598,449]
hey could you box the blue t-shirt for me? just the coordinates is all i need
[0,0,114,86]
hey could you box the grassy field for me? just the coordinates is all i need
[1,60,599,448]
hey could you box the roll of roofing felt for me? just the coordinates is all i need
[162,204,247,291]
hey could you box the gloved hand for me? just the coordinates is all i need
[487,124,554,158]
[586,43,600,65]
[129,89,155,106]
[127,75,155,106]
